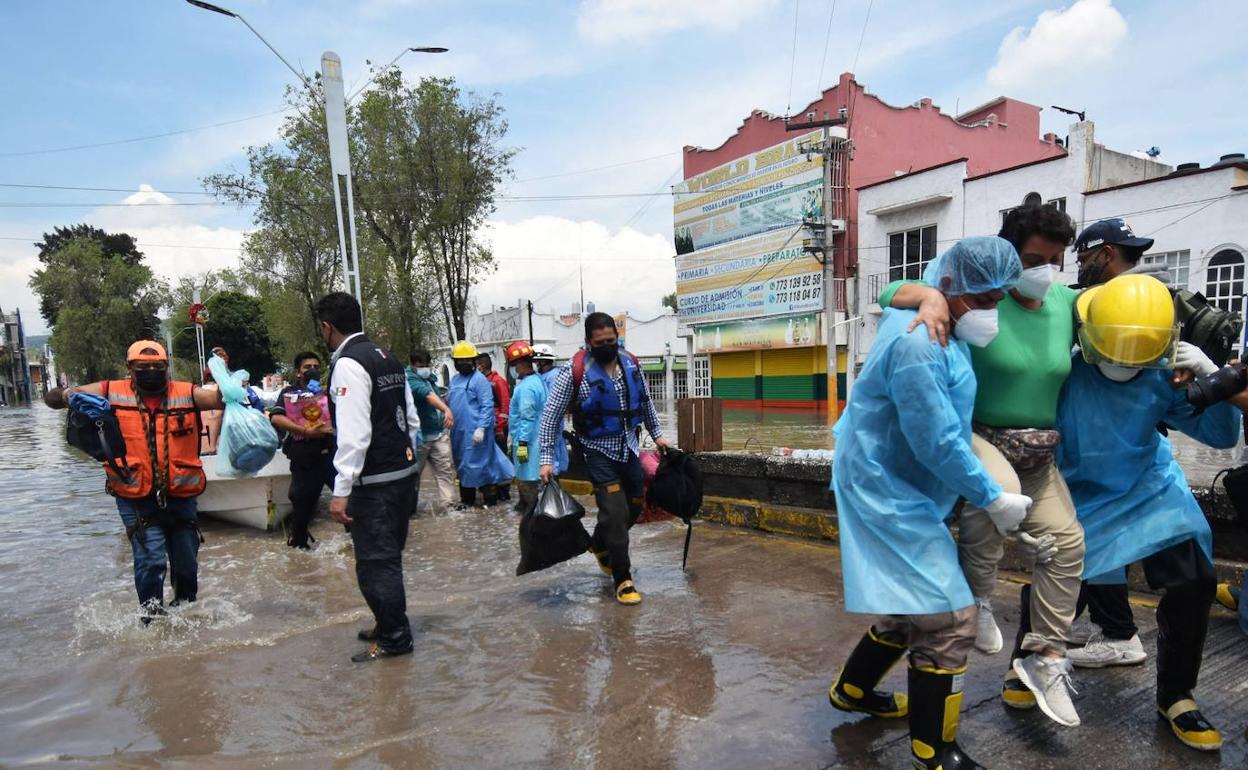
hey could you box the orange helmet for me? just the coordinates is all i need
[505,341,535,362]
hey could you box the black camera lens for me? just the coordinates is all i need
[1185,362,1248,410]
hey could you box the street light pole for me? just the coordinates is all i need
[184,1,316,93]
[348,47,448,102]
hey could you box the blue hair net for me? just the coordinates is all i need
[922,236,1021,296]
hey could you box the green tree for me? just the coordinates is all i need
[33,224,144,326]
[662,292,678,311]
[172,291,277,380]
[28,236,165,383]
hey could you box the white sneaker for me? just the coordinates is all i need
[1066,632,1147,668]
[974,597,1003,654]
[1066,616,1100,646]
[1012,653,1081,727]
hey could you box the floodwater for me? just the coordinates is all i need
[3,405,1247,769]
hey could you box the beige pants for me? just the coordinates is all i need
[418,432,457,511]
[873,605,978,671]
[957,434,1085,655]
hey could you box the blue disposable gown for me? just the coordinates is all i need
[448,370,514,488]
[1056,357,1238,581]
[832,309,1002,615]
[540,367,570,473]
[509,373,547,482]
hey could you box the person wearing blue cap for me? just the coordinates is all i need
[827,236,1027,770]
[1073,217,1155,288]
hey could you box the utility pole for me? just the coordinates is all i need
[527,300,535,345]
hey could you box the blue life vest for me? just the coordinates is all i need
[572,350,648,439]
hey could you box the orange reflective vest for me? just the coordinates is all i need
[104,380,206,500]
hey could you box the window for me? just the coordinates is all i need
[1206,249,1245,316]
[693,355,711,397]
[1141,250,1191,290]
[673,369,689,400]
[1001,197,1066,225]
[888,225,937,281]
[644,370,666,401]
[1046,197,1067,213]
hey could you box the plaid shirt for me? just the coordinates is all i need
[538,361,663,465]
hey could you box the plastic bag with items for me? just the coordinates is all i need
[516,481,592,576]
[208,354,279,476]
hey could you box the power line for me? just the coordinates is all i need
[847,0,874,124]
[0,107,292,159]
[815,0,839,96]
[785,0,802,116]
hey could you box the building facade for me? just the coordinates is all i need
[0,307,32,406]
[853,119,1247,364]
[676,73,1067,411]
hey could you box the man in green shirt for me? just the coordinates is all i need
[880,204,1082,727]
[407,349,456,512]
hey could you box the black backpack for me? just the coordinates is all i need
[646,449,704,568]
[66,384,133,484]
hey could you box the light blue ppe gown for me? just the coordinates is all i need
[1056,357,1239,583]
[540,367,570,474]
[509,373,547,482]
[448,370,514,488]
[832,308,1003,616]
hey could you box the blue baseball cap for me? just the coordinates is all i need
[1075,218,1154,254]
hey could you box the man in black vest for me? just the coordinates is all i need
[316,292,421,662]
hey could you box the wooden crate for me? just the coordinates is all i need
[676,398,723,453]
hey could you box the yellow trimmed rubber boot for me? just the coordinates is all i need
[908,664,992,770]
[589,546,612,576]
[615,580,642,606]
[828,627,909,718]
[1159,698,1222,751]
[1215,582,1239,612]
[1000,668,1036,710]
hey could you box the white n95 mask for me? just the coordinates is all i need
[1097,363,1141,382]
[1015,265,1056,300]
[953,309,999,347]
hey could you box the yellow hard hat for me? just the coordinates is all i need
[451,340,479,360]
[1076,274,1176,367]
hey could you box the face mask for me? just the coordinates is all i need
[415,367,432,378]
[134,368,168,394]
[1015,265,1056,300]
[1097,363,1141,382]
[509,366,520,379]
[303,367,322,385]
[1077,252,1108,287]
[590,342,618,364]
[455,362,475,376]
[952,308,999,347]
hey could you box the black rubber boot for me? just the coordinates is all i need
[908,664,989,770]
[482,486,499,506]
[458,484,476,508]
[829,627,908,718]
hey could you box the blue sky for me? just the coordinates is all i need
[2,0,1244,334]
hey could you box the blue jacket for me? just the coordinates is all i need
[832,309,1001,615]
[509,373,546,482]
[448,370,513,487]
[1057,358,1239,581]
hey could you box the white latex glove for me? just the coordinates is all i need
[1016,532,1058,564]
[472,427,486,445]
[1174,341,1218,377]
[984,493,1032,536]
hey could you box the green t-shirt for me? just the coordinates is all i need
[877,280,1077,428]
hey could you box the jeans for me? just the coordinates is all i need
[583,447,644,586]
[349,476,417,652]
[287,444,336,547]
[115,495,200,607]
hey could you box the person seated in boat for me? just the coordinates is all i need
[43,340,224,624]
[266,351,336,549]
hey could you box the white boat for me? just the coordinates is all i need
[199,454,293,530]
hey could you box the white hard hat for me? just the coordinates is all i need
[532,343,556,361]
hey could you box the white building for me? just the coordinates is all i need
[852,120,1247,365]
[444,300,690,403]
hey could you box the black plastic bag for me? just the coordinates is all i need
[646,449,704,568]
[516,481,592,576]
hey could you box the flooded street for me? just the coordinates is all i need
[3,405,1247,768]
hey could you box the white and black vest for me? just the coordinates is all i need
[332,334,417,486]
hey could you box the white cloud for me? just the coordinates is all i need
[475,215,675,319]
[576,0,778,45]
[987,0,1127,92]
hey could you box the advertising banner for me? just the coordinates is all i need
[674,129,823,254]
[675,227,824,325]
[695,313,821,353]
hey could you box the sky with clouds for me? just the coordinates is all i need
[1,0,1244,335]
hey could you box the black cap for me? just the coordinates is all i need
[1074,218,1154,254]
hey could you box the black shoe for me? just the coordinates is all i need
[351,643,413,663]
[357,625,379,642]
[139,602,167,626]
